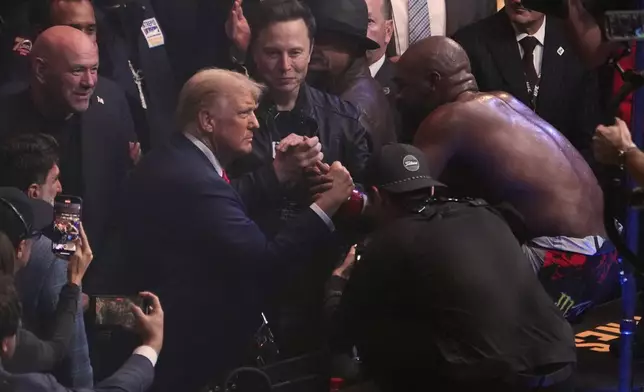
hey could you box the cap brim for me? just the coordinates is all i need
[27,199,53,233]
[381,176,445,194]
[360,37,380,51]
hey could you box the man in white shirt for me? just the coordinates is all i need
[388,0,497,56]
[452,0,604,162]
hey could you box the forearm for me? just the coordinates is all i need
[625,149,644,186]
[5,283,80,375]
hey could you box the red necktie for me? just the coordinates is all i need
[221,170,231,184]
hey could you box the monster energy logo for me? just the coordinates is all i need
[556,293,575,316]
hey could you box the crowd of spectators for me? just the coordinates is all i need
[0,0,641,391]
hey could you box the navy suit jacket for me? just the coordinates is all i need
[122,133,333,391]
[0,354,153,392]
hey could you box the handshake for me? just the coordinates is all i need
[272,134,362,218]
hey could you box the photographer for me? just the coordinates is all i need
[0,187,92,375]
[594,117,644,185]
[0,276,164,391]
[334,144,576,392]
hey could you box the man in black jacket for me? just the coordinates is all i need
[227,0,371,357]
[0,26,136,291]
[335,144,577,392]
[452,0,604,162]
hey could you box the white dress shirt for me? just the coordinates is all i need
[133,345,159,366]
[391,0,447,55]
[183,132,335,230]
[515,17,547,77]
[369,54,387,77]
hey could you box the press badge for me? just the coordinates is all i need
[141,18,165,48]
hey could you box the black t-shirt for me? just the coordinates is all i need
[338,200,576,384]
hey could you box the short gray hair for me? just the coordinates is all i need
[176,68,265,130]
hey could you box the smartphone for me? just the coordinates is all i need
[90,295,150,329]
[605,10,644,41]
[52,195,83,257]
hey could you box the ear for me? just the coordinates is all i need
[1,336,9,355]
[384,20,394,45]
[308,40,315,62]
[34,57,48,84]
[15,239,27,261]
[197,109,215,134]
[27,183,40,200]
[427,70,441,90]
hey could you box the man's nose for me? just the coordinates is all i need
[278,54,292,72]
[249,111,260,129]
[81,71,96,87]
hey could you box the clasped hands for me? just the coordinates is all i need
[272,134,354,207]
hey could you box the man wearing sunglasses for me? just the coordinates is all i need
[0,134,93,387]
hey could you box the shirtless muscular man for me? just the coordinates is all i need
[396,36,618,321]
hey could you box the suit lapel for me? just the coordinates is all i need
[487,11,530,103]
[536,18,567,112]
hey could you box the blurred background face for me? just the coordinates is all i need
[209,90,259,158]
[253,20,312,97]
[50,0,98,44]
[42,42,99,114]
[365,0,393,66]
[504,0,545,26]
[308,32,353,75]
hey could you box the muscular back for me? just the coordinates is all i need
[415,92,605,239]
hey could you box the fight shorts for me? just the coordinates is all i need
[523,236,619,322]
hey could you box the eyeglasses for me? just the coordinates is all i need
[0,197,42,241]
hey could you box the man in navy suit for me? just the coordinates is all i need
[123,68,355,391]
[0,276,165,392]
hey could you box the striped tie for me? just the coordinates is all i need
[409,0,431,45]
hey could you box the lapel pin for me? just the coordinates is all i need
[383,87,391,95]
[557,47,565,56]
[97,96,104,104]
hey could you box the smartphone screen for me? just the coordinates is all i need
[94,296,146,329]
[52,195,82,257]
[605,10,644,41]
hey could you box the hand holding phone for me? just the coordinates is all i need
[52,195,83,257]
[67,223,93,286]
[131,292,164,354]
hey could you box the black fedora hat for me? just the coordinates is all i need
[306,0,379,51]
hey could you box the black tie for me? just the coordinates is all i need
[519,36,540,92]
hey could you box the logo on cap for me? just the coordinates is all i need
[402,155,420,172]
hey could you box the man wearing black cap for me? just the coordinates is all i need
[307,0,397,149]
[334,143,576,392]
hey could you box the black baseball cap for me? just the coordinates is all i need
[365,143,445,193]
[0,187,53,245]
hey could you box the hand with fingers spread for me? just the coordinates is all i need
[225,0,251,56]
[273,134,324,184]
[593,117,638,165]
[132,291,164,354]
[66,223,93,286]
[313,161,355,217]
